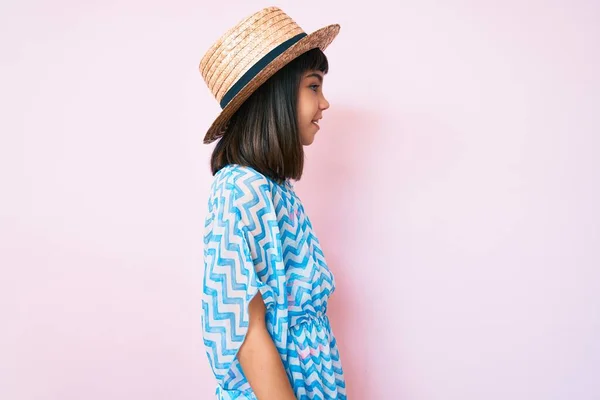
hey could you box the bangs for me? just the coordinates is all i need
[291,47,329,74]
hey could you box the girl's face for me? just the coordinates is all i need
[297,70,330,146]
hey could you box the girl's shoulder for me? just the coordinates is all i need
[209,164,275,203]
[214,164,292,193]
[214,163,269,187]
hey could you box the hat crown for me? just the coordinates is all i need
[199,7,305,103]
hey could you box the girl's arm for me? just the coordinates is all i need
[237,294,296,400]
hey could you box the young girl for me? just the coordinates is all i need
[198,7,345,399]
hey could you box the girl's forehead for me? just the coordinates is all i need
[303,71,324,81]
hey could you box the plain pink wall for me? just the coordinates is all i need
[1,0,599,399]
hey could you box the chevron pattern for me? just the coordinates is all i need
[202,164,346,399]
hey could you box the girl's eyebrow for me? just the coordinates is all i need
[305,72,323,83]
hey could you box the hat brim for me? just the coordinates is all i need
[202,23,340,145]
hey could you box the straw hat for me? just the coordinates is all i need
[199,6,340,144]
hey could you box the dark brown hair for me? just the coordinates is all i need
[210,48,329,184]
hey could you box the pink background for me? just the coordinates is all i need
[1,0,599,399]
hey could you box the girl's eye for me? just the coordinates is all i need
[309,84,320,92]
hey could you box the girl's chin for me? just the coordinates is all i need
[301,134,315,146]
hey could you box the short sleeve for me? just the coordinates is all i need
[201,167,288,391]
